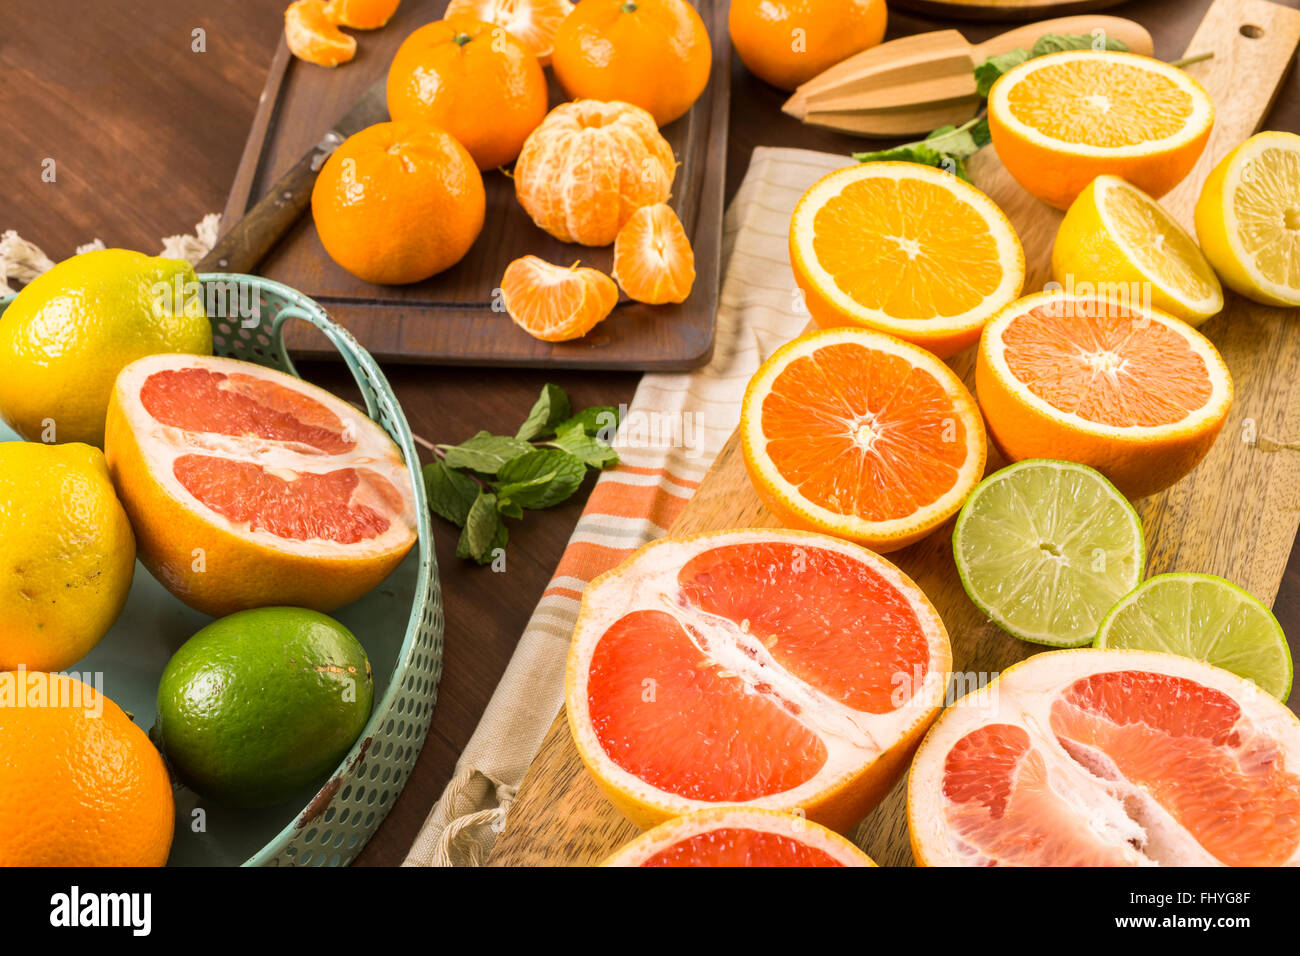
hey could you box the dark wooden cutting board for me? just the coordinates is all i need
[220,0,729,369]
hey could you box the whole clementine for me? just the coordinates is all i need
[552,0,712,127]
[311,120,486,285]
[729,0,887,92]
[0,673,174,866]
[387,16,548,171]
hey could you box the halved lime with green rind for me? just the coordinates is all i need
[1095,573,1293,700]
[953,459,1145,647]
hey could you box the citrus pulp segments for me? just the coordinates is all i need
[1096,573,1293,701]
[976,291,1233,500]
[105,354,417,618]
[953,460,1145,648]
[602,806,876,867]
[1054,175,1223,325]
[1194,131,1300,308]
[741,327,987,553]
[789,162,1026,359]
[566,529,953,833]
[908,649,1300,867]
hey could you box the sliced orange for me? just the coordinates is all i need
[284,0,357,67]
[976,290,1233,499]
[988,50,1215,209]
[500,255,619,342]
[567,528,952,832]
[908,649,1300,866]
[323,0,400,29]
[603,807,876,867]
[445,0,573,64]
[741,327,987,553]
[789,162,1025,359]
[612,203,695,305]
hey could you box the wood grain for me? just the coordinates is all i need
[488,0,1300,867]
[220,0,731,370]
[891,0,1131,22]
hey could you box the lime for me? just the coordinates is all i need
[953,459,1145,647]
[0,248,212,447]
[1096,573,1293,700]
[155,607,374,808]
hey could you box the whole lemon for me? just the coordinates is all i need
[0,248,213,447]
[0,441,137,672]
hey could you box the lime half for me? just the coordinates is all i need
[953,459,1145,647]
[1095,573,1293,700]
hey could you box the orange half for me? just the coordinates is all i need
[742,326,987,553]
[790,162,1026,358]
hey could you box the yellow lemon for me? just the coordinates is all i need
[0,249,212,447]
[1195,130,1300,308]
[1052,175,1223,326]
[0,441,136,671]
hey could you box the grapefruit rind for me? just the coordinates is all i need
[907,648,1300,867]
[741,327,987,553]
[105,354,417,617]
[1095,573,1293,701]
[789,161,1026,359]
[601,806,876,867]
[952,459,1145,648]
[567,528,952,833]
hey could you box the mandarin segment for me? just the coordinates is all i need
[323,0,400,29]
[285,0,357,67]
[514,100,677,246]
[612,203,695,304]
[500,255,619,342]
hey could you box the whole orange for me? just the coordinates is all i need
[551,0,712,127]
[387,16,549,171]
[0,673,174,866]
[312,120,486,285]
[729,0,886,92]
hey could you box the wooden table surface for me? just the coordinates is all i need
[4,0,1299,866]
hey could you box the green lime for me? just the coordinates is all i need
[953,459,1145,647]
[1095,573,1293,700]
[155,607,374,808]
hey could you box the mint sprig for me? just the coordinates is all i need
[423,384,622,565]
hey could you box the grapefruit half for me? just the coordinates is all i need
[566,528,953,833]
[602,807,876,867]
[105,354,417,617]
[908,649,1300,866]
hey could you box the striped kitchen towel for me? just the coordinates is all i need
[403,147,854,867]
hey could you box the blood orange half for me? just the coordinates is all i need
[602,807,876,867]
[977,291,1233,499]
[908,649,1300,866]
[566,529,952,833]
[105,354,417,617]
[741,327,987,553]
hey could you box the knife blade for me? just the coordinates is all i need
[197,76,389,275]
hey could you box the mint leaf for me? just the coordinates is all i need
[515,384,573,441]
[422,460,480,527]
[441,431,533,474]
[854,117,990,182]
[974,48,1030,97]
[557,405,621,441]
[547,420,619,469]
[974,33,1128,97]
[496,449,587,509]
[457,490,503,563]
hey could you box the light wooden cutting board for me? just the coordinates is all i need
[487,0,1300,867]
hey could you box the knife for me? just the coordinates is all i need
[196,77,389,275]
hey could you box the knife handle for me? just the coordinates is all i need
[197,131,344,275]
[972,16,1154,61]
